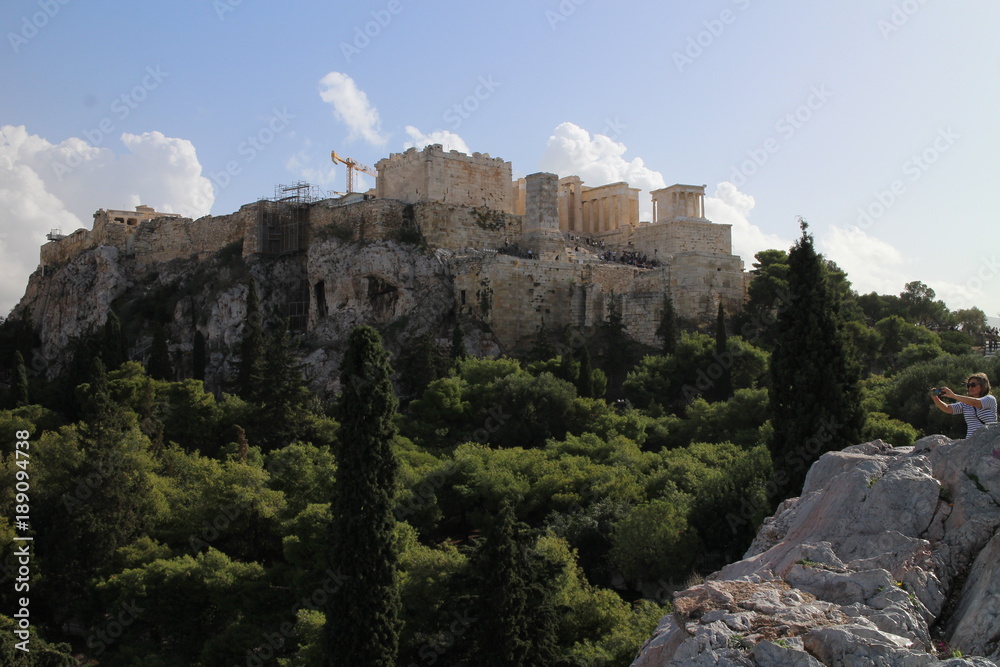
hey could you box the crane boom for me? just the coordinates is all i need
[331,151,377,193]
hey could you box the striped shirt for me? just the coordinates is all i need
[951,394,998,438]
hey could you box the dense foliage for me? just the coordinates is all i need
[0,236,993,665]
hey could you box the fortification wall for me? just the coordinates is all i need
[376,145,513,212]
[454,257,678,351]
[131,213,246,264]
[415,203,522,252]
[306,198,412,247]
[40,228,95,267]
[669,253,745,318]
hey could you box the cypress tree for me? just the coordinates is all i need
[13,351,29,407]
[470,501,559,667]
[656,295,679,355]
[237,279,265,399]
[324,325,400,667]
[147,325,173,381]
[451,318,467,362]
[192,330,207,381]
[769,221,863,502]
[575,345,594,398]
[710,302,733,402]
[101,311,127,370]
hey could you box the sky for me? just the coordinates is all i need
[1,0,998,320]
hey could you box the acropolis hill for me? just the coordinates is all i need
[19,144,746,391]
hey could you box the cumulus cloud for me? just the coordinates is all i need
[403,126,470,155]
[706,182,791,266]
[0,125,213,316]
[539,122,666,219]
[818,226,914,296]
[318,72,388,147]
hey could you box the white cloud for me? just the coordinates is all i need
[318,72,388,147]
[818,226,913,297]
[403,126,470,155]
[538,122,666,220]
[0,125,213,316]
[706,182,791,266]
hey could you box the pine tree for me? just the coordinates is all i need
[656,295,679,355]
[710,302,733,402]
[769,221,863,502]
[237,279,265,399]
[147,325,173,381]
[12,351,29,407]
[324,325,401,667]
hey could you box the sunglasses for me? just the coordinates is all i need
[967,383,979,388]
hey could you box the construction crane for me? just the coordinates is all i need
[331,151,377,194]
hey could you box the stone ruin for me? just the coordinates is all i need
[34,144,746,354]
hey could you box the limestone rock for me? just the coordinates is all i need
[631,427,1000,666]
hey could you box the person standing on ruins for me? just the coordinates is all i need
[932,372,998,438]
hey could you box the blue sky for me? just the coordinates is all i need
[1,0,998,321]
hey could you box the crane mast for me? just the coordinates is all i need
[331,151,377,194]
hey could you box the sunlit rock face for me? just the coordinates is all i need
[632,429,1000,667]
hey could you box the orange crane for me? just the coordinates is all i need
[331,151,377,194]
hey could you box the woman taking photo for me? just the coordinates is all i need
[931,372,998,438]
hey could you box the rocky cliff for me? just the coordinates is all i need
[12,233,482,398]
[632,427,1000,666]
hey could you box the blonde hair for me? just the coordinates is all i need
[968,372,992,394]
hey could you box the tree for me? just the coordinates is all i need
[900,281,951,329]
[193,330,207,381]
[575,345,595,398]
[237,279,265,399]
[768,221,863,503]
[709,303,733,402]
[147,325,173,381]
[101,311,128,370]
[324,325,401,666]
[451,318,467,361]
[467,501,559,667]
[656,295,678,355]
[12,351,29,407]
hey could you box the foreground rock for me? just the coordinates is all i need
[632,426,1000,666]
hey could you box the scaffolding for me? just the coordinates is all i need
[254,182,322,256]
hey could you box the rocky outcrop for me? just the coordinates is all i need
[12,234,489,398]
[632,427,1000,666]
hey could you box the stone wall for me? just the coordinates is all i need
[414,202,522,252]
[454,256,678,351]
[306,198,411,248]
[632,219,732,256]
[376,144,513,212]
[669,252,746,317]
[131,213,245,264]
